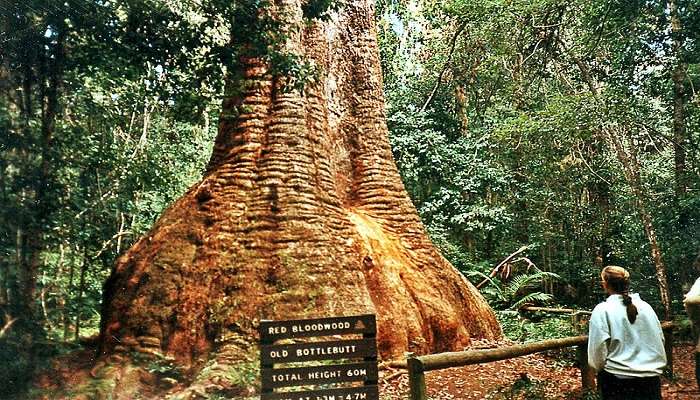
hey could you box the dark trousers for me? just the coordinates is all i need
[597,370,662,400]
[695,351,700,390]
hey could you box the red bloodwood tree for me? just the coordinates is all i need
[95,0,500,395]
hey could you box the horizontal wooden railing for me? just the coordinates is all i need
[404,321,674,400]
[519,306,592,315]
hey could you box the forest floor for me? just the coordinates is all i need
[379,341,699,399]
[34,340,698,399]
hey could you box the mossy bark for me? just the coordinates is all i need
[94,0,500,396]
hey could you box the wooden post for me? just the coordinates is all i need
[406,352,427,400]
[576,344,596,392]
[663,323,674,378]
[571,312,582,334]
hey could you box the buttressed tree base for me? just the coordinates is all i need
[65,0,500,397]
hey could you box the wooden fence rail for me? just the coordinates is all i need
[405,321,674,400]
[519,306,592,315]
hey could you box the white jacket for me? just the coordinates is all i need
[588,293,666,377]
[684,277,700,351]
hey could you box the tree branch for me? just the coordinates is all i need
[0,312,18,338]
[476,245,529,289]
[420,21,467,113]
[92,230,133,260]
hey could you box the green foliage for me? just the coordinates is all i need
[497,312,577,343]
[580,391,602,400]
[485,374,547,400]
[0,340,33,396]
[468,267,562,310]
[379,0,700,316]
[302,0,341,21]
[388,107,513,270]
[671,315,696,343]
[267,52,321,93]
[196,359,259,391]
[140,355,186,380]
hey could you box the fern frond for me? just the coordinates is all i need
[465,270,506,302]
[510,292,553,310]
[506,271,561,295]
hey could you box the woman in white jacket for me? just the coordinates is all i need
[684,276,700,390]
[587,266,666,400]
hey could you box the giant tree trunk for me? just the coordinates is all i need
[96,0,500,395]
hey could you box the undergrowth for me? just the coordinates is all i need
[485,374,547,400]
[497,311,581,368]
[497,311,578,342]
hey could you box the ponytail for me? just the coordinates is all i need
[621,292,638,324]
[601,266,638,324]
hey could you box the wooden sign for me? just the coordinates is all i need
[260,314,376,342]
[260,338,377,364]
[260,385,379,400]
[261,362,378,388]
[259,314,378,400]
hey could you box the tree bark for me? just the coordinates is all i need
[0,157,7,308]
[97,1,500,394]
[455,84,470,135]
[669,0,688,199]
[75,253,88,342]
[64,249,76,342]
[668,0,691,287]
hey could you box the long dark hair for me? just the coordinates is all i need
[601,265,638,323]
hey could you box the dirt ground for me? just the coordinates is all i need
[379,342,699,399]
[35,341,698,399]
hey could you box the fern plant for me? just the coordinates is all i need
[468,267,561,310]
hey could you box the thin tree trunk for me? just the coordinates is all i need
[15,226,29,320]
[74,255,88,342]
[559,38,673,319]
[0,258,7,309]
[669,0,688,199]
[133,98,151,155]
[547,239,554,294]
[594,177,610,270]
[64,250,76,341]
[668,0,690,287]
[455,85,469,135]
[15,56,36,327]
[14,24,65,339]
[0,54,9,309]
[55,244,67,338]
[40,273,54,333]
[607,128,673,320]
[0,157,7,308]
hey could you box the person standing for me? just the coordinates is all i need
[684,276,700,390]
[588,265,667,400]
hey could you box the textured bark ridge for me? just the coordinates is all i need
[98,0,500,385]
